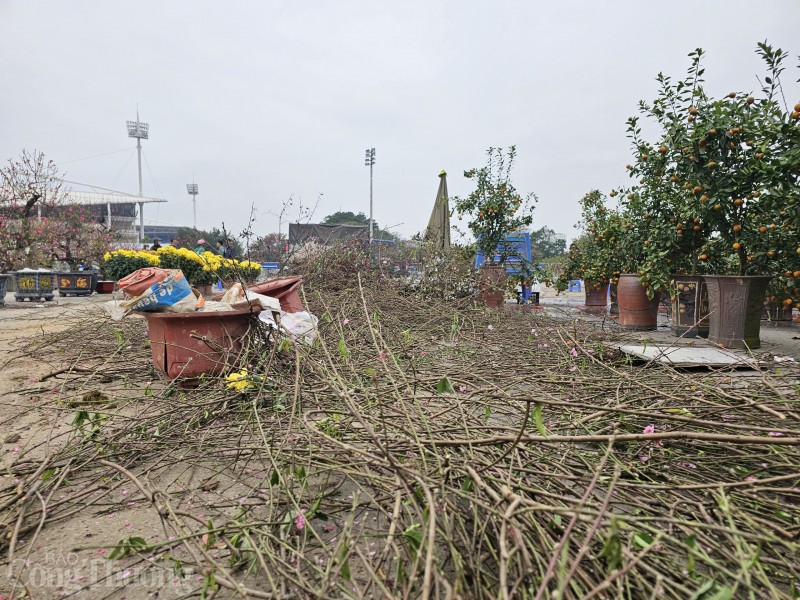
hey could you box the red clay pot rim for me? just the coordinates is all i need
[143,306,261,320]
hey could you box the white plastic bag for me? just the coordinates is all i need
[260,310,318,345]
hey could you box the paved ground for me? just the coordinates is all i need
[531,286,800,361]
[4,287,800,362]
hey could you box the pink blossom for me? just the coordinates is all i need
[342,319,350,326]
[378,351,388,361]
[639,454,649,462]
[570,347,578,357]
[458,385,467,393]
[97,549,104,556]
[296,510,306,531]
[745,476,758,483]
[487,325,493,331]
[531,329,537,336]
[643,424,655,434]
[768,431,784,437]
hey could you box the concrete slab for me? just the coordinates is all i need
[617,344,759,368]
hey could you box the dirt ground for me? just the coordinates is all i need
[0,294,191,599]
[1,289,798,598]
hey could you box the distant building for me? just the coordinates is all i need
[66,191,168,244]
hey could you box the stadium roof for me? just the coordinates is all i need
[66,191,167,206]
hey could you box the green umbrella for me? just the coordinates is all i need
[424,170,451,250]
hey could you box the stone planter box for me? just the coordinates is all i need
[57,272,98,297]
[0,274,10,307]
[13,271,55,302]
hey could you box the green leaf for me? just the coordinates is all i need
[533,404,547,438]
[633,532,653,548]
[689,579,716,600]
[339,542,351,580]
[461,477,473,492]
[41,468,59,481]
[402,524,423,556]
[599,520,622,572]
[108,540,124,560]
[436,377,455,394]
[270,470,279,486]
[144,386,153,397]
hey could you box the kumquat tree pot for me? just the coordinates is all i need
[617,274,660,331]
[704,275,771,349]
[670,275,709,338]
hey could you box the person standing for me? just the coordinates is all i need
[150,238,162,251]
[170,238,179,247]
[216,240,225,255]
[194,239,207,254]
[223,238,234,259]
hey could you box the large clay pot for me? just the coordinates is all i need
[617,274,660,330]
[144,308,259,380]
[247,276,305,313]
[704,276,771,349]
[477,265,507,309]
[584,281,609,307]
[669,275,709,338]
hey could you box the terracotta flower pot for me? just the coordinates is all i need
[248,276,305,313]
[144,308,259,380]
[704,275,771,349]
[669,274,709,338]
[617,274,660,330]
[584,281,609,306]
[95,280,116,294]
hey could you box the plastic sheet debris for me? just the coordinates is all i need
[106,269,195,320]
[260,310,319,345]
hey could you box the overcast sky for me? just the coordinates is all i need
[2,1,799,243]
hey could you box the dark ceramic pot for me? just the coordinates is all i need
[669,275,709,338]
[704,275,771,349]
[477,265,507,309]
[584,281,609,307]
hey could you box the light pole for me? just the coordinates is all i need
[126,109,149,243]
[364,147,375,242]
[186,183,199,229]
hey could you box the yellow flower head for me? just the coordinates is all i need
[225,368,263,392]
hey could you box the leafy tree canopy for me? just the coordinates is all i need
[531,226,566,260]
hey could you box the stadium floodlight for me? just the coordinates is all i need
[126,120,149,139]
[364,148,376,242]
[125,108,150,199]
[187,183,199,229]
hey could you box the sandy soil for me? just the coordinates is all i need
[1,289,798,599]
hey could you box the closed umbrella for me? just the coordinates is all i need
[424,170,451,250]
